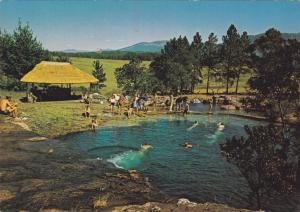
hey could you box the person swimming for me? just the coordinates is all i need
[181,142,193,149]
[140,143,153,151]
[217,122,225,131]
[187,121,199,131]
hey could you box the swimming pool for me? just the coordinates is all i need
[60,114,265,207]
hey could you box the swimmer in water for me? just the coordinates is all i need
[181,142,193,149]
[140,143,153,151]
[217,122,225,131]
[187,121,199,131]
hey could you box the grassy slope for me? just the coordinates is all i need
[71,57,250,95]
[71,57,128,95]
[71,57,151,95]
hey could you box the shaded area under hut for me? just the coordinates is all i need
[20,61,98,102]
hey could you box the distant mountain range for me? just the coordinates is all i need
[118,40,167,52]
[61,49,91,53]
[118,33,300,53]
[60,32,300,53]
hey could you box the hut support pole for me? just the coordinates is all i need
[26,83,29,101]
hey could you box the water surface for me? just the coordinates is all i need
[61,114,265,209]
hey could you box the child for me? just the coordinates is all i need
[91,117,98,132]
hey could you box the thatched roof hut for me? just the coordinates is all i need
[20,61,98,84]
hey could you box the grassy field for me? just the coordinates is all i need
[71,57,151,95]
[71,57,127,95]
[71,57,251,95]
[0,88,131,137]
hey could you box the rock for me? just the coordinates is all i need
[129,169,139,180]
[48,148,54,154]
[150,205,162,212]
[0,189,15,202]
[93,194,110,208]
[11,121,31,131]
[112,173,129,180]
[93,199,108,208]
[177,198,197,207]
[27,136,48,142]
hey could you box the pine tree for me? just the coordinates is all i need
[221,24,240,94]
[203,33,219,94]
[92,60,106,90]
[190,32,203,93]
[235,31,250,94]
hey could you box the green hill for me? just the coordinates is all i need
[118,40,166,52]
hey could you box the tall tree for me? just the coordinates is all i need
[203,33,219,94]
[190,32,203,93]
[115,58,157,95]
[0,30,15,75]
[92,60,106,90]
[220,125,297,209]
[12,21,46,79]
[150,54,181,95]
[235,31,251,94]
[150,36,194,94]
[248,28,300,130]
[221,24,240,94]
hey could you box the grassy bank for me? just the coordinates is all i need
[0,89,156,137]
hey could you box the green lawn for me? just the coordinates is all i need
[71,57,251,95]
[71,57,128,95]
[71,57,151,95]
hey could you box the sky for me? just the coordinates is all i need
[0,0,300,51]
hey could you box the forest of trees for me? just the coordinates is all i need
[115,24,257,96]
[51,51,161,61]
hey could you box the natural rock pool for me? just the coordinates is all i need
[60,114,267,210]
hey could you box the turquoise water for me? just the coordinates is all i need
[61,114,265,209]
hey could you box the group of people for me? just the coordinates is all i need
[0,96,18,118]
[182,121,225,149]
[81,93,98,131]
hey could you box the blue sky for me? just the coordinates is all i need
[0,0,300,51]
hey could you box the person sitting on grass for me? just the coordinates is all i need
[91,117,98,132]
[0,96,18,118]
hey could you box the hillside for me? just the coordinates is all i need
[118,40,166,52]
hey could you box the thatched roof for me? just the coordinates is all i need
[20,61,98,84]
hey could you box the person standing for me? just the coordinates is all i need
[183,101,189,117]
